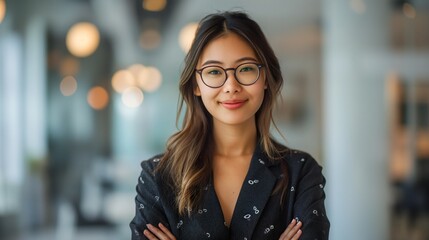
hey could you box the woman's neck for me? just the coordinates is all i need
[212,120,257,157]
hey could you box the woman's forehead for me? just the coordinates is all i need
[197,33,258,66]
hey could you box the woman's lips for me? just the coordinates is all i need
[221,100,247,110]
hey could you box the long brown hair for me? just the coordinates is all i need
[156,11,289,216]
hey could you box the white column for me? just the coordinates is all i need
[0,32,24,214]
[323,1,390,240]
[24,15,47,162]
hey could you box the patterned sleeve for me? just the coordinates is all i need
[130,157,170,240]
[293,154,330,240]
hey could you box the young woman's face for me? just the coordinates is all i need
[194,32,266,127]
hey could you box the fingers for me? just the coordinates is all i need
[145,224,167,240]
[143,228,158,240]
[291,229,302,240]
[159,223,176,240]
[144,223,176,240]
[279,219,302,240]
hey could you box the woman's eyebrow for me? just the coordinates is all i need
[235,57,258,63]
[201,57,259,67]
[201,60,223,66]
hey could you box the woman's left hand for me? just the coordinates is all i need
[144,223,176,240]
[278,219,302,240]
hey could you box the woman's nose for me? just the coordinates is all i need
[223,70,241,93]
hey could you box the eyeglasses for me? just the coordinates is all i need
[195,62,264,88]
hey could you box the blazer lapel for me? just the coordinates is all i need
[191,183,230,239]
[229,146,277,239]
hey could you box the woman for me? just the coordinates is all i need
[130,11,329,240]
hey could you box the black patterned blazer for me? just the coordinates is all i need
[130,145,330,240]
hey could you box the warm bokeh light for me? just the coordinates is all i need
[403,3,416,19]
[66,22,100,57]
[60,76,78,96]
[179,22,198,53]
[349,0,366,14]
[60,57,80,76]
[87,86,109,110]
[140,29,161,50]
[128,64,146,80]
[142,0,166,12]
[121,87,144,108]
[0,0,6,24]
[137,66,162,92]
[112,69,135,93]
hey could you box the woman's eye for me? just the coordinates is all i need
[208,70,221,75]
[240,67,254,72]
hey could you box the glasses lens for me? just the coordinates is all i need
[201,66,225,87]
[236,63,259,85]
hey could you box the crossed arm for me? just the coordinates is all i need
[143,219,303,240]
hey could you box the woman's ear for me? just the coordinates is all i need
[194,85,201,96]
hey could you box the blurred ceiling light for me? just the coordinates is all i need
[137,66,162,92]
[0,0,6,24]
[60,76,78,96]
[122,87,144,108]
[179,22,198,53]
[66,22,100,57]
[87,86,109,110]
[143,0,166,12]
[60,57,80,76]
[140,29,161,50]
[128,64,146,79]
[403,3,416,19]
[349,0,366,14]
[112,69,135,93]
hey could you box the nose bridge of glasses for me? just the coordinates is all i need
[224,67,239,83]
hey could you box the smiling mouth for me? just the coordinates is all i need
[221,100,247,110]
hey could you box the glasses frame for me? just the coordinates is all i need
[195,62,264,88]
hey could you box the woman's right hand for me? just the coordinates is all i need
[279,219,302,240]
[143,223,176,240]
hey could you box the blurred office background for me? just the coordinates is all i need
[0,0,428,239]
